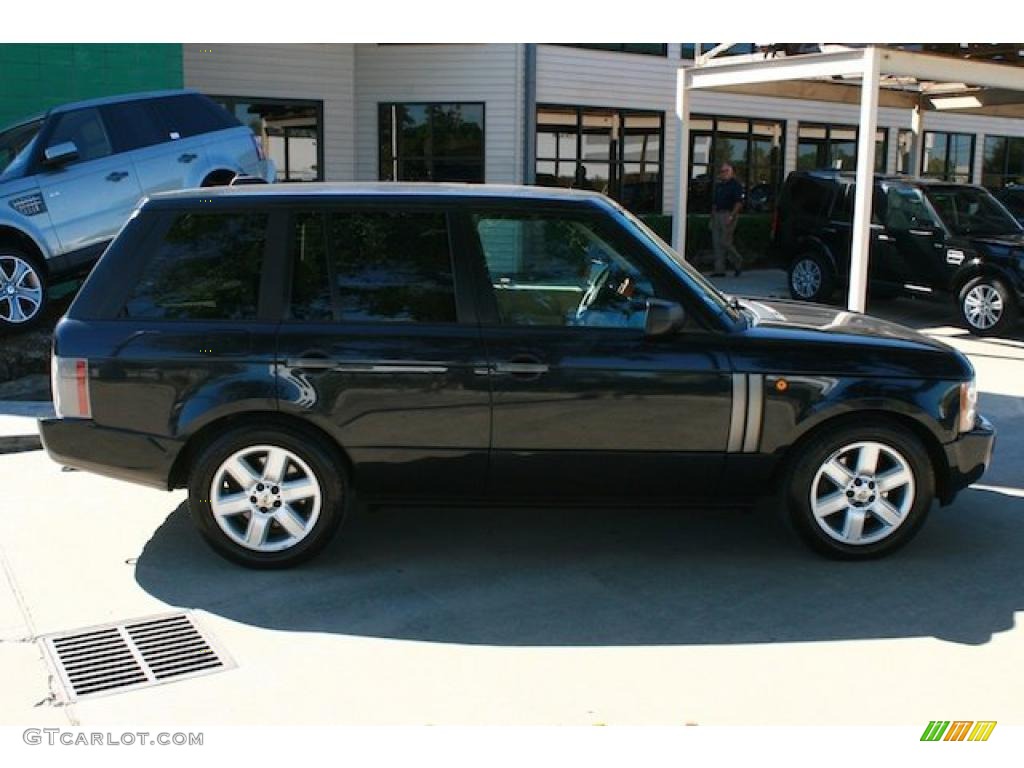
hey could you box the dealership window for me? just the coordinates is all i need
[687,115,785,213]
[680,44,758,60]
[982,135,1024,189]
[210,96,323,182]
[560,44,667,56]
[922,131,974,183]
[379,102,485,183]
[535,106,664,214]
[797,123,888,173]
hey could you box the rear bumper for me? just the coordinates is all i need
[940,414,996,503]
[38,417,183,491]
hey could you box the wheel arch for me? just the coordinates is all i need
[951,260,1022,299]
[792,236,838,274]
[168,410,353,490]
[0,224,48,274]
[200,168,239,187]
[771,409,951,504]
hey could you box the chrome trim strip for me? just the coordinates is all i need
[728,373,747,453]
[743,373,764,453]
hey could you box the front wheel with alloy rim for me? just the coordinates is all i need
[957,276,1019,337]
[788,252,835,303]
[784,422,934,559]
[0,250,47,330]
[188,426,351,568]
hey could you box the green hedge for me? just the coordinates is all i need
[640,213,773,268]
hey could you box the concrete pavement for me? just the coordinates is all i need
[1,273,1022,725]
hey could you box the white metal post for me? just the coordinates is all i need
[909,100,924,177]
[672,68,691,255]
[848,47,881,313]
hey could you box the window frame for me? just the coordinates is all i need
[535,104,666,214]
[796,122,889,174]
[981,134,1024,190]
[378,101,486,184]
[921,130,975,183]
[210,94,325,182]
[558,44,668,57]
[279,201,472,326]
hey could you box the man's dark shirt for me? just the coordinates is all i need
[712,178,745,213]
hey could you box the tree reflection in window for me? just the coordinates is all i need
[122,213,266,320]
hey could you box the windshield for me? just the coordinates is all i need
[0,118,43,178]
[613,204,742,324]
[924,186,1022,237]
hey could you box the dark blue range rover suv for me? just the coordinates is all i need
[39,184,995,567]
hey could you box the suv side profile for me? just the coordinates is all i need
[772,171,1024,336]
[40,184,994,568]
[0,89,275,329]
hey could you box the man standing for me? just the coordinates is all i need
[710,162,744,277]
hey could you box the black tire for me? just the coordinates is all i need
[783,421,934,560]
[957,275,1019,337]
[0,249,48,332]
[187,425,351,568]
[201,170,238,187]
[788,251,835,303]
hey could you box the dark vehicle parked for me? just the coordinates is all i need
[40,184,993,568]
[772,171,1024,336]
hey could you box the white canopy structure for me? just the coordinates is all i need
[672,45,1024,312]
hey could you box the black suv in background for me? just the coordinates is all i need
[40,184,993,568]
[772,171,1024,336]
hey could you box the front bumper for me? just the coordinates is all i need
[38,417,183,491]
[940,414,996,503]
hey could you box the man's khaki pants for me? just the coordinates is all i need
[711,211,742,273]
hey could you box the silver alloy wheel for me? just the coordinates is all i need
[209,444,322,553]
[809,440,916,546]
[791,258,822,299]
[963,283,1004,330]
[0,254,44,324]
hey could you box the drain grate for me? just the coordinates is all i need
[40,612,234,701]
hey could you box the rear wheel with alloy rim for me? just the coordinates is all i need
[958,276,1019,337]
[0,250,47,330]
[788,252,835,303]
[188,426,350,568]
[784,422,933,559]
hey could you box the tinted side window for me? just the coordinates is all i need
[122,212,267,320]
[151,94,235,139]
[288,210,457,323]
[786,177,831,218]
[102,101,165,151]
[45,108,112,163]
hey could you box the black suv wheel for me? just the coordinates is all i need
[957,275,1019,336]
[788,252,835,303]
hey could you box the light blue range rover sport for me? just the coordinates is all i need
[0,89,275,329]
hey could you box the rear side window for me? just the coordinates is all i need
[102,101,165,151]
[786,177,831,218]
[288,209,457,323]
[150,94,236,139]
[122,212,267,320]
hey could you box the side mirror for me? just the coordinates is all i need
[644,299,685,337]
[43,141,79,167]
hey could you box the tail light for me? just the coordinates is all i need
[52,356,92,419]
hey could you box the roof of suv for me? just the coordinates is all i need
[46,89,203,116]
[147,182,614,205]
[791,169,979,190]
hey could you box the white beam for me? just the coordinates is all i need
[672,68,691,254]
[880,49,1024,92]
[909,100,924,177]
[848,47,881,313]
[688,49,869,90]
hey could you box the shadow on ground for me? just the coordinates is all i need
[135,480,1024,648]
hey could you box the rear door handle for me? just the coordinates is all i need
[493,357,549,378]
[286,357,338,370]
[178,153,198,163]
[106,171,130,182]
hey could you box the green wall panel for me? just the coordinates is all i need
[0,44,183,128]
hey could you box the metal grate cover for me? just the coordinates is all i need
[40,611,235,701]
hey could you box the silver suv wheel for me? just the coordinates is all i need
[209,444,323,553]
[962,283,1003,330]
[809,440,916,546]
[0,254,44,325]
[791,258,822,299]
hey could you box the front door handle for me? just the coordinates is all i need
[286,356,338,370]
[493,356,549,378]
[106,171,130,182]
[178,153,198,163]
